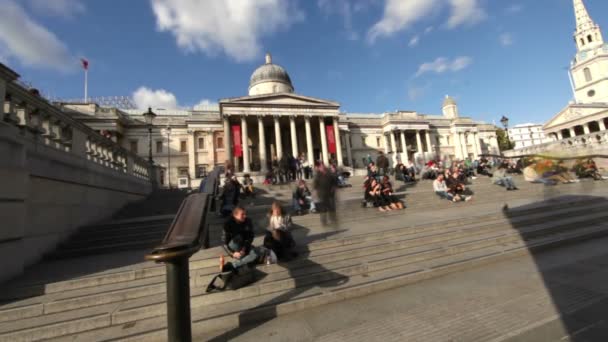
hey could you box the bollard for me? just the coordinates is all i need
[165,257,192,342]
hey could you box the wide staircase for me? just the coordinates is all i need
[1,176,608,341]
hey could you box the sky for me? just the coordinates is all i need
[0,0,606,126]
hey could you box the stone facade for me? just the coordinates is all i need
[508,124,551,150]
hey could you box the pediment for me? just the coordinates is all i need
[220,93,339,108]
[544,104,608,129]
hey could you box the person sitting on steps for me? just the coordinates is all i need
[492,162,518,191]
[380,175,404,210]
[221,206,258,272]
[293,180,317,215]
[365,177,392,212]
[433,174,453,201]
[446,170,473,202]
[241,174,255,198]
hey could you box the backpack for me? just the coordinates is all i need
[205,264,258,292]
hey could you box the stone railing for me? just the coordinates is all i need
[0,63,156,282]
[504,131,608,157]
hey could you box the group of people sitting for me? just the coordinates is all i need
[432,168,474,202]
[362,163,405,211]
[220,202,298,273]
[523,157,606,185]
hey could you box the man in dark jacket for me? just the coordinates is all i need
[376,151,389,177]
[223,207,258,269]
[313,163,338,226]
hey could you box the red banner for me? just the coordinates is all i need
[232,125,242,157]
[326,125,336,154]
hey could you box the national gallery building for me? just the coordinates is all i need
[61,53,499,188]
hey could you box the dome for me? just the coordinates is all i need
[248,53,294,96]
[443,95,457,107]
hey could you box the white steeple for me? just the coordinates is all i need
[573,0,604,51]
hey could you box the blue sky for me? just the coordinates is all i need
[0,0,606,126]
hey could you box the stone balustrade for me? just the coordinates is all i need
[504,130,608,157]
[0,63,156,282]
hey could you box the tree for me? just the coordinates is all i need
[496,129,514,151]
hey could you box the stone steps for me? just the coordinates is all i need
[1,195,607,341]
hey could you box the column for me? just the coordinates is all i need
[390,130,398,165]
[425,130,433,159]
[258,116,267,172]
[305,116,314,166]
[599,119,606,131]
[400,131,408,163]
[223,117,232,162]
[460,132,468,158]
[557,131,563,140]
[290,116,298,158]
[274,116,282,159]
[452,132,461,159]
[319,117,329,165]
[472,132,481,158]
[333,117,343,167]
[583,123,591,135]
[187,131,196,179]
[569,127,576,137]
[241,116,250,173]
[383,134,390,154]
[415,130,425,162]
[345,131,353,167]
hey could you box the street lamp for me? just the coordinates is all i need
[500,115,511,149]
[143,107,156,163]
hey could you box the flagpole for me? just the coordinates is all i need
[84,68,88,103]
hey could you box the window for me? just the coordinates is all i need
[584,67,592,82]
[588,89,596,97]
[196,164,207,178]
[588,34,593,43]
[580,38,585,46]
[178,167,189,177]
[180,140,187,153]
[361,136,366,147]
[129,140,138,153]
[156,141,163,153]
[376,137,381,147]
[197,137,205,150]
[217,136,224,149]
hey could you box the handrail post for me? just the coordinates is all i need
[166,257,192,342]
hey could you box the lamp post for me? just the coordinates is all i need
[143,107,156,163]
[500,115,510,149]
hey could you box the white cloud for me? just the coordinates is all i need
[0,0,75,72]
[446,0,486,29]
[500,33,514,46]
[415,56,472,77]
[151,0,302,62]
[408,35,420,47]
[367,0,485,43]
[193,98,217,109]
[28,0,85,18]
[132,87,178,109]
[318,0,372,41]
[424,26,434,34]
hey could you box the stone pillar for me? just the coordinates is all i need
[569,127,576,138]
[472,132,481,158]
[599,119,606,131]
[187,131,196,179]
[400,131,408,163]
[425,130,433,159]
[241,116,250,173]
[557,131,563,140]
[416,130,425,162]
[319,117,329,165]
[290,116,298,158]
[333,118,343,167]
[345,131,353,167]
[258,116,267,172]
[223,117,232,162]
[305,116,314,166]
[390,130,398,165]
[274,116,282,159]
[583,123,591,135]
[461,133,469,159]
[383,134,390,154]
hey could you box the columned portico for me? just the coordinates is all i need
[424,130,432,159]
[583,123,591,135]
[415,130,424,162]
[290,116,298,158]
[223,117,232,163]
[390,130,398,164]
[569,127,576,137]
[600,119,607,131]
[472,132,481,158]
[383,134,389,154]
[345,130,353,167]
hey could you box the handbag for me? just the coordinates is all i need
[205,264,257,292]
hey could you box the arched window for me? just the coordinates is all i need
[580,38,585,46]
[588,35,593,43]
[584,67,592,82]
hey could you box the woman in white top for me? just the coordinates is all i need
[268,201,292,231]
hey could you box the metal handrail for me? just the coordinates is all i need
[480,153,608,160]
[144,166,221,342]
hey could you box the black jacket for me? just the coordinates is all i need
[223,216,254,254]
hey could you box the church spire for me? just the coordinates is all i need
[573,0,603,51]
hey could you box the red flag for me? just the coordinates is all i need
[326,125,336,154]
[232,125,242,157]
[81,58,89,70]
